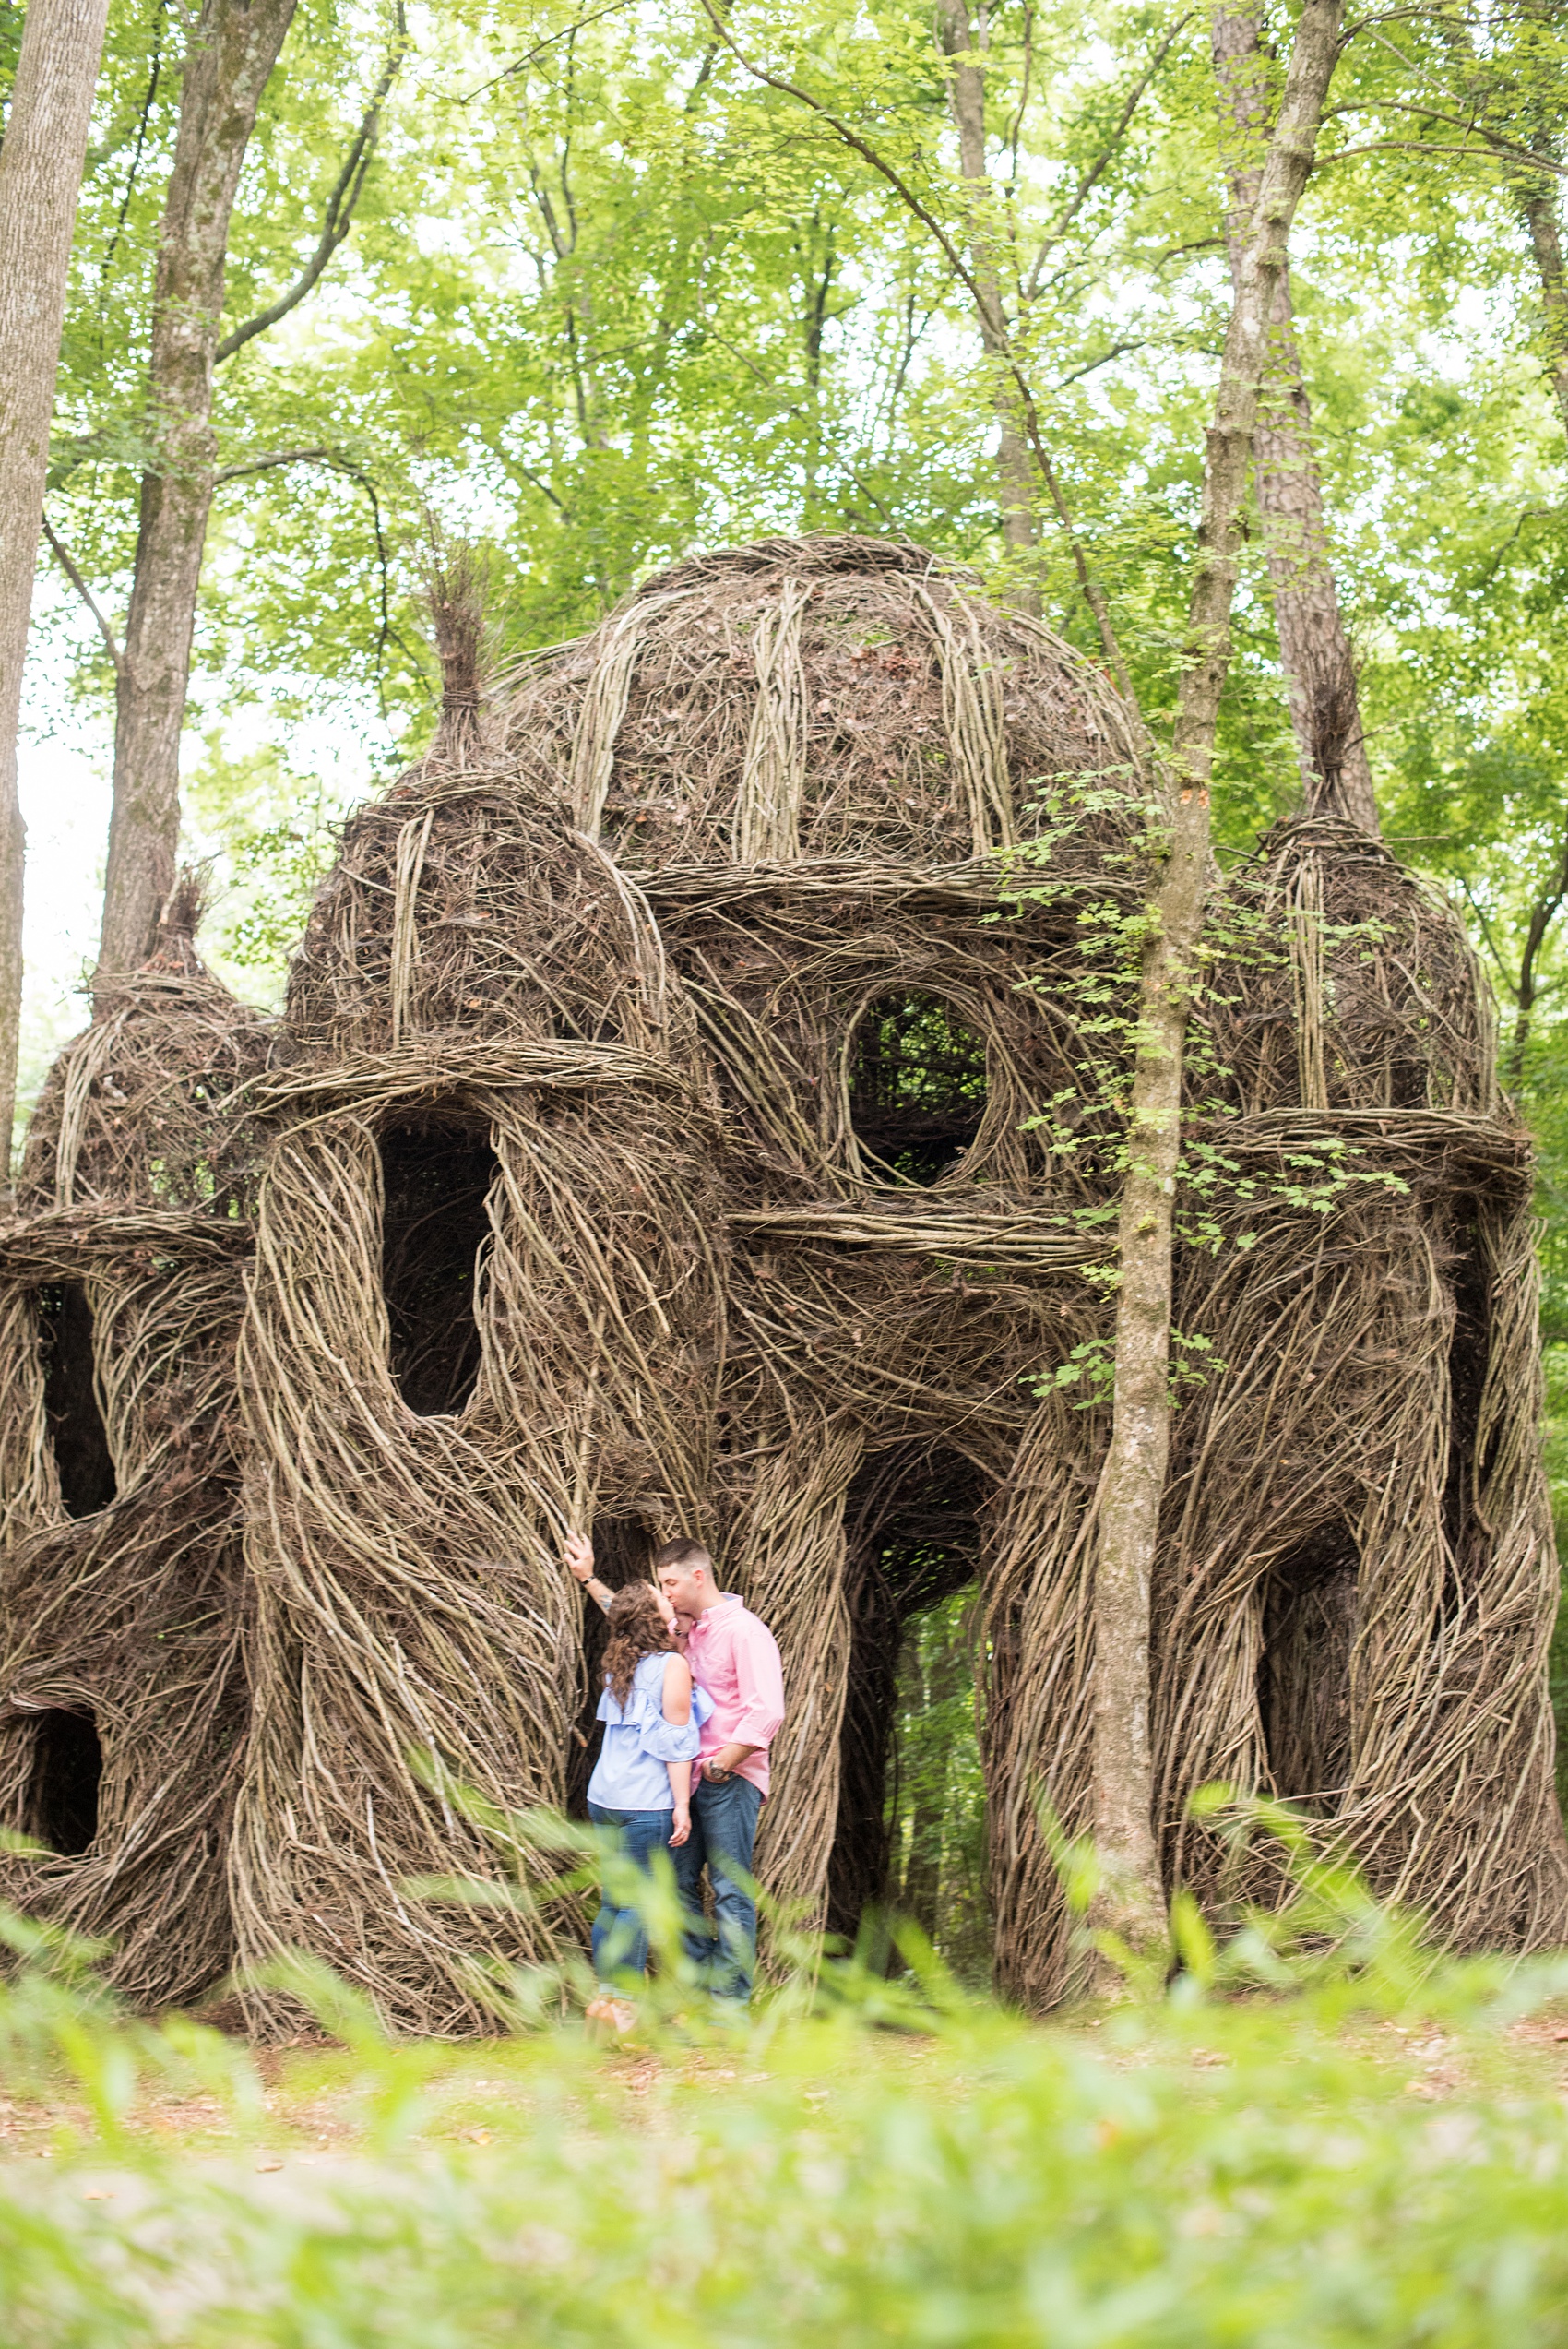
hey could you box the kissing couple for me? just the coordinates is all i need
[564,1533,785,2019]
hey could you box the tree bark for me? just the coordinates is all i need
[96,0,298,988]
[1517,182,1568,439]
[1212,0,1376,833]
[936,0,1039,578]
[1506,826,1568,1089]
[1089,0,1344,1968]
[0,0,111,1168]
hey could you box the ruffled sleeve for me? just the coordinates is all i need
[595,1662,712,1750]
[638,1711,702,1764]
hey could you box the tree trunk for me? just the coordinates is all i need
[1212,0,1376,833]
[1089,0,1344,1969]
[0,0,112,1168]
[96,0,298,987]
[1517,184,1568,439]
[936,0,1039,578]
[1507,827,1568,1088]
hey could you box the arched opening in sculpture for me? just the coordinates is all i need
[36,1282,116,1518]
[827,1446,991,1973]
[379,1111,498,1416]
[1258,1522,1360,1810]
[1443,1215,1491,1560]
[848,996,988,1186]
[27,1710,102,1856]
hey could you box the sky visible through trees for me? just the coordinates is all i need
[6,0,1568,1880]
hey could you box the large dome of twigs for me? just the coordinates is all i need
[0,531,1562,2034]
[501,534,1145,869]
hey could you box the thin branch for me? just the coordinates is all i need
[1315,136,1568,178]
[700,327,911,532]
[694,0,1137,706]
[458,0,631,103]
[1327,89,1568,175]
[514,460,569,515]
[1024,12,1194,303]
[217,5,410,364]
[209,444,406,717]
[1317,94,1568,178]
[96,0,167,331]
[41,517,124,673]
[1051,338,1147,388]
[214,444,333,483]
[1454,875,1512,984]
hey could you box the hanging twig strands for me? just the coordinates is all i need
[0,541,1560,2028]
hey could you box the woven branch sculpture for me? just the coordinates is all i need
[1,534,1562,2031]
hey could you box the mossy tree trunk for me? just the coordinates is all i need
[96,0,299,988]
[1089,0,1346,1969]
[1212,0,1377,834]
[936,0,1039,578]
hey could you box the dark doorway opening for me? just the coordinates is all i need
[27,1710,102,1856]
[1443,1210,1490,1568]
[379,1114,498,1415]
[849,996,987,1185]
[827,1447,991,1979]
[1258,1522,1359,1811]
[36,1283,116,1518]
[566,1517,659,1818]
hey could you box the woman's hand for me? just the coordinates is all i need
[668,1803,692,1848]
[564,1532,595,1584]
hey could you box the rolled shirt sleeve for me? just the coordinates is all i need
[727,1612,785,1750]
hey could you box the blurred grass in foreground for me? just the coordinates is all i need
[4,1803,1568,2342]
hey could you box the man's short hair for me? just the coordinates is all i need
[654,1536,712,1577]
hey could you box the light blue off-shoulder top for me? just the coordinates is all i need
[586,1650,713,1812]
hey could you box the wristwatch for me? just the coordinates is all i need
[703,1760,734,1783]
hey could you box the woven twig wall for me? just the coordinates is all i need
[0,534,1562,2032]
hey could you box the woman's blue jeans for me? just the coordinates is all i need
[588,1803,676,1984]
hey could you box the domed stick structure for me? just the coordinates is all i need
[0,891,266,2004]
[0,537,1561,2027]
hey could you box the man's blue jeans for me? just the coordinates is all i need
[588,1804,677,1984]
[671,1774,763,2002]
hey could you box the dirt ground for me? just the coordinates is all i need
[6,2003,1568,2186]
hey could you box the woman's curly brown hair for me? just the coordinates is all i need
[602,1582,674,1711]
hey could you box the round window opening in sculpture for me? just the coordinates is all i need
[848,995,988,1186]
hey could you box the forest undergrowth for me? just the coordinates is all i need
[4,1808,1568,2342]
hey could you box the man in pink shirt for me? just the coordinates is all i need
[565,1528,785,2002]
[653,1537,784,2003]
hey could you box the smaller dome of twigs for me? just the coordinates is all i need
[18,880,271,1216]
[1208,817,1497,1120]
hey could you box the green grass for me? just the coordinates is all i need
[6,1818,1568,2343]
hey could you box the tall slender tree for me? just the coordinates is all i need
[1088,0,1346,1961]
[0,0,112,1163]
[95,0,300,985]
[935,0,1039,578]
[93,0,404,986]
[1212,0,1377,832]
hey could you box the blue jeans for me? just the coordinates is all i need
[588,1804,677,1984]
[671,1774,763,2002]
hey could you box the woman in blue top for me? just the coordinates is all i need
[587,1582,712,1989]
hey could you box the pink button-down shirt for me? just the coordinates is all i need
[684,1595,785,1798]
